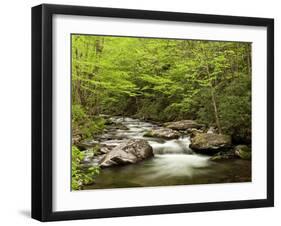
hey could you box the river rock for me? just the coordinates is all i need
[189,128,204,138]
[210,149,236,161]
[99,139,153,167]
[190,133,232,154]
[77,139,99,151]
[234,145,251,160]
[164,120,204,130]
[144,128,180,139]
[99,146,111,154]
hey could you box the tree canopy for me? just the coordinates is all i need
[72,35,251,144]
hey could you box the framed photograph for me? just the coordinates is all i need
[32,4,274,221]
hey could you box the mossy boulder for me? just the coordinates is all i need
[190,133,232,154]
[234,145,251,160]
[164,120,204,130]
[143,128,180,139]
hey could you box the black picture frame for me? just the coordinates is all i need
[32,3,274,222]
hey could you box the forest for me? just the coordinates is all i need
[71,35,252,190]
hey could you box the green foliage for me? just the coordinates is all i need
[235,145,251,160]
[81,117,105,138]
[72,104,105,140]
[192,88,216,125]
[72,146,100,190]
[72,104,87,123]
[218,75,251,143]
[72,35,252,143]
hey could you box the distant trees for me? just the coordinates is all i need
[72,35,251,144]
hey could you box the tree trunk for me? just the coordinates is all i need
[206,64,222,134]
[74,46,83,105]
[210,85,222,134]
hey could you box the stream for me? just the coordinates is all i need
[83,117,251,189]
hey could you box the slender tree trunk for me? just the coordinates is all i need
[210,86,222,134]
[74,46,83,105]
[206,64,222,134]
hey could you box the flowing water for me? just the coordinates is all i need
[84,117,251,189]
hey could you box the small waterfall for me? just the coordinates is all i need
[149,137,193,155]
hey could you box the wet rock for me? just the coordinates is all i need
[210,149,236,161]
[99,139,153,167]
[164,120,204,131]
[98,145,112,154]
[188,128,204,137]
[77,139,99,151]
[234,145,251,160]
[190,133,232,154]
[143,128,180,139]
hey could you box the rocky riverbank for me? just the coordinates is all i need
[76,117,251,171]
[74,116,251,189]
